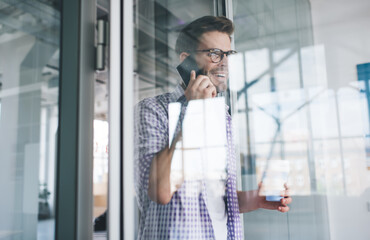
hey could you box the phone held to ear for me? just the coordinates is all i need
[176,56,203,88]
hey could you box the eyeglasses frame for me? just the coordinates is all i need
[194,48,237,63]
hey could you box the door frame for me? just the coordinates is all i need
[56,0,95,239]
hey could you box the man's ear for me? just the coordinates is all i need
[179,52,190,63]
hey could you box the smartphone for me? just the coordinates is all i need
[176,56,203,87]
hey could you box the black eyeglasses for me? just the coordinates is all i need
[194,48,237,63]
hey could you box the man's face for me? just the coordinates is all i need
[195,31,231,93]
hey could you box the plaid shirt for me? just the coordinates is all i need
[134,85,242,239]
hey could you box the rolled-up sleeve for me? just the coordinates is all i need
[134,98,169,210]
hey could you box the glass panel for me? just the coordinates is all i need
[232,0,370,239]
[132,1,235,239]
[0,0,60,239]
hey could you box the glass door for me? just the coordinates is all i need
[0,1,61,239]
[0,0,97,239]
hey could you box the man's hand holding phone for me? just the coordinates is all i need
[184,70,217,101]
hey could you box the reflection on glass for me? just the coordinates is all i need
[232,0,370,239]
[169,98,227,185]
[0,0,60,239]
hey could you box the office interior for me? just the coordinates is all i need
[0,0,369,239]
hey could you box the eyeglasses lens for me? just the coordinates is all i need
[210,52,222,63]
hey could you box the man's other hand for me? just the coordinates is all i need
[257,182,292,213]
[237,183,292,213]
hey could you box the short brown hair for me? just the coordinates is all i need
[175,16,234,55]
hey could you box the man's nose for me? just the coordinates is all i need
[219,54,228,66]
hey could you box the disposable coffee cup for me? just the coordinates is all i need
[259,160,290,202]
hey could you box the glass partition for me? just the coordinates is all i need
[0,0,60,239]
[132,1,226,239]
[128,0,370,239]
[231,0,370,239]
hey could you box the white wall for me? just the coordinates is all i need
[311,0,370,90]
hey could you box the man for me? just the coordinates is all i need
[134,16,291,240]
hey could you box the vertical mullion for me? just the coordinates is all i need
[57,0,95,239]
[77,0,95,239]
[122,0,135,239]
[56,0,80,239]
[108,0,122,239]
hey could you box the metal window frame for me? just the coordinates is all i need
[108,0,122,239]
[56,0,95,239]
[108,0,135,239]
[121,0,135,239]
